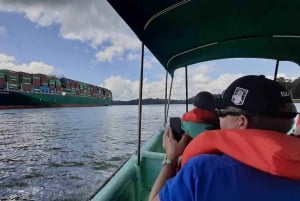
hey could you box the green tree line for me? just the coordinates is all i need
[277,77,300,99]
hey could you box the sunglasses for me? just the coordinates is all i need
[216,109,299,118]
[215,109,249,118]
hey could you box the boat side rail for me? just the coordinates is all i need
[90,155,140,201]
[139,150,166,200]
[141,150,165,159]
[141,128,165,153]
[90,128,166,201]
[90,150,166,201]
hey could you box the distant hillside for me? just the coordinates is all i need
[113,97,300,105]
[112,98,193,105]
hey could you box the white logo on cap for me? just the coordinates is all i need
[281,91,289,97]
[231,87,248,105]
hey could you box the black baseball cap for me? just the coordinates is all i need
[216,75,298,118]
[194,91,216,110]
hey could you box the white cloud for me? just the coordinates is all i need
[2,2,297,101]
[128,53,139,61]
[144,60,152,69]
[101,64,246,101]
[0,53,15,63]
[96,45,123,62]
[0,53,55,75]
[265,73,297,81]
[126,52,159,69]
[0,0,140,63]
[143,55,160,69]
[101,76,140,100]
[167,66,244,100]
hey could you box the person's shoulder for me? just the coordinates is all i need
[184,154,244,173]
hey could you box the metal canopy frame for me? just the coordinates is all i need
[108,0,300,75]
[109,0,299,165]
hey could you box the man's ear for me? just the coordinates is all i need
[235,115,249,129]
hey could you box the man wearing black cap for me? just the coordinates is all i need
[215,75,297,133]
[149,75,300,201]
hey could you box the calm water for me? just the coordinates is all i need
[0,105,188,201]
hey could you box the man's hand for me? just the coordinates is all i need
[163,127,191,161]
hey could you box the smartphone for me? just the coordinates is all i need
[170,117,184,141]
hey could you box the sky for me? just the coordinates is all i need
[0,1,300,101]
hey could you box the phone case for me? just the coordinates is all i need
[170,117,184,141]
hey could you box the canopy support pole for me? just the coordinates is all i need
[185,65,188,112]
[166,77,173,121]
[164,71,168,126]
[137,42,144,166]
[274,60,279,80]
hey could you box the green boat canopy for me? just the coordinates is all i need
[108,0,300,75]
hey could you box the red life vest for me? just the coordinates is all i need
[181,108,218,126]
[181,129,300,180]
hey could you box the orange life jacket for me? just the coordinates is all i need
[181,129,300,180]
[181,108,219,126]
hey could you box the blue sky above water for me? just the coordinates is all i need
[0,1,299,100]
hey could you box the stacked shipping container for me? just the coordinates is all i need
[0,70,7,90]
[32,74,41,92]
[7,71,20,90]
[48,77,56,93]
[0,69,112,99]
[19,72,32,91]
[55,79,62,94]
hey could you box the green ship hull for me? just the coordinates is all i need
[0,90,112,109]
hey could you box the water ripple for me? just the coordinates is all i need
[0,105,192,200]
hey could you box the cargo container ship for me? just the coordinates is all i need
[0,69,112,109]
